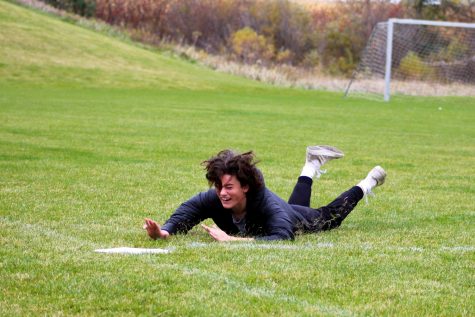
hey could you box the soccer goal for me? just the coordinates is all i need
[345,19,475,101]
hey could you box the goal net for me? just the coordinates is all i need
[345,19,475,101]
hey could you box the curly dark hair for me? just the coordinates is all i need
[202,149,264,194]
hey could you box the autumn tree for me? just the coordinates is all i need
[42,0,473,77]
[230,27,274,64]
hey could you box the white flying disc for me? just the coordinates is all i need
[94,247,170,254]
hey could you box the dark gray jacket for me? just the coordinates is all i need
[161,187,315,241]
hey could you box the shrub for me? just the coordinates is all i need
[397,51,433,80]
[322,28,356,76]
[43,0,96,17]
[230,27,274,65]
[301,50,320,69]
[432,39,470,62]
[276,49,293,65]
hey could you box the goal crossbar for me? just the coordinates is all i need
[388,18,475,29]
[384,19,475,101]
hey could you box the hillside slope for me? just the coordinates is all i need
[0,0,263,90]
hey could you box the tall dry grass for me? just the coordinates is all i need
[172,45,349,91]
[169,44,475,97]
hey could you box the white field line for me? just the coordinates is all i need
[3,218,352,315]
[187,241,334,250]
[1,217,177,253]
[186,241,474,253]
[152,262,355,317]
[440,246,475,252]
[2,217,472,254]
[1,216,98,249]
[3,217,472,316]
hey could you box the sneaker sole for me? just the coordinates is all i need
[307,145,344,158]
[371,166,386,186]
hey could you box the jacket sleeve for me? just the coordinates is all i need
[161,190,216,235]
[255,201,295,241]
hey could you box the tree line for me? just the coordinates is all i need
[41,0,474,76]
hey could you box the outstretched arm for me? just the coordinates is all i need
[143,218,170,240]
[201,224,254,242]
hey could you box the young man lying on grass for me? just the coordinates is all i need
[144,146,386,241]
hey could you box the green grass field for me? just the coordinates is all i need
[1,1,474,316]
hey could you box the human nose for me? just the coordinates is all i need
[219,187,227,196]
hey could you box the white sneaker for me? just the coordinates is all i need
[306,145,344,177]
[367,165,386,187]
[358,166,386,196]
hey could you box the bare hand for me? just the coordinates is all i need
[143,218,170,240]
[201,224,234,242]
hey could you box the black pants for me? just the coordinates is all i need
[288,176,364,232]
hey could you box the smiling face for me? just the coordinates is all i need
[216,174,249,214]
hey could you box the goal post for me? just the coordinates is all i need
[346,18,475,101]
[384,19,394,101]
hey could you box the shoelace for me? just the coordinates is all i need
[364,189,375,204]
[315,168,327,178]
[364,175,381,204]
[313,155,329,178]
